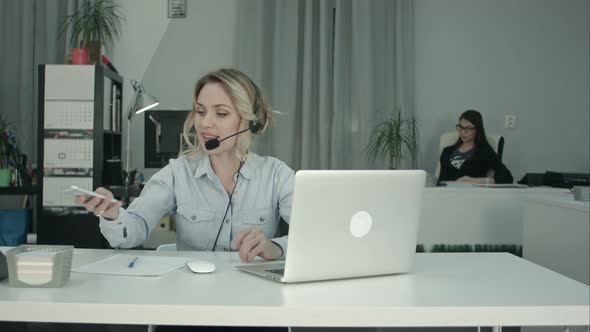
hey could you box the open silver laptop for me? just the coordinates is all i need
[236,170,426,283]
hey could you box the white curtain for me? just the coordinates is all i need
[235,0,415,170]
[0,0,72,165]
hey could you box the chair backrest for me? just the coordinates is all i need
[434,131,504,178]
[156,243,177,251]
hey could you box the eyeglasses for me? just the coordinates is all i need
[456,124,476,133]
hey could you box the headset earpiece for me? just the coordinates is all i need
[248,79,265,134]
[249,120,263,134]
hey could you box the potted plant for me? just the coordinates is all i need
[0,113,28,187]
[365,107,419,169]
[0,114,16,186]
[58,0,125,64]
[0,114,32,245]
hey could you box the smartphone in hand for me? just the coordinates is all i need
[65,185,119,203]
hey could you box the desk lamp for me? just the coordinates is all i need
[124,80,159,199]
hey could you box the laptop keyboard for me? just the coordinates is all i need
[266,268,285,276]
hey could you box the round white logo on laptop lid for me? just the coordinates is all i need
[349,211,372,238]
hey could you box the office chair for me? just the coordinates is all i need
[434,131,504,179]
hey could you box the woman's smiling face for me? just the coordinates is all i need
[194,82,242,155]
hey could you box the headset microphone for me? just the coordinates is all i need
[204,76,264,151]
[204,138,220,151]
[204,128,247,150]
[204,120,263,151]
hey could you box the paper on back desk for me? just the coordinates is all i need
[72,254,190,276]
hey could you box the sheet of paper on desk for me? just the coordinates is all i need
[72,254,190,276]
[473,183,528,188]
[440,181,476,188]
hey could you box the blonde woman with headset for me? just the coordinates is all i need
[76,69,294,266]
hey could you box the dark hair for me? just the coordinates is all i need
[454,109,489,147]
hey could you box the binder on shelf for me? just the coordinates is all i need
[114,86,121,132]
[110,84,117,132]
[104,92,112,132]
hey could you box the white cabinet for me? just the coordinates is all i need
[523,194,589,285]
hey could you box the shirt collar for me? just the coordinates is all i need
[193,154,216,180]
[238,153,259,180]
[192,153,259,181]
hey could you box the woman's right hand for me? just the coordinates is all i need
[75,187,123,220]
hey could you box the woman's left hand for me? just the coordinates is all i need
[457,176,495,184]
[456,176,476,183]
[231,227,283,262]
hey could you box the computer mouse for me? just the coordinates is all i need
[186,260,216,274]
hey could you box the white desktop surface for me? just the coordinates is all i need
[0,250,588,328]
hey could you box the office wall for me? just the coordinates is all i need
[415,0,590,180]
[111,0,238,179]
[111,0,589,180]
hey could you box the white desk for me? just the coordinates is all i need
[419,187,569,248]
[0,250,588,328]
[523,193,590,285]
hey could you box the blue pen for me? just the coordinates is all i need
[128,257,139,268]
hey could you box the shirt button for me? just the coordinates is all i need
[191,215,196,221]
[259,217,265,222]
[225,219,230,224]
[224,247,229,251]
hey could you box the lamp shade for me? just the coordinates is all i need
[135,92,159,114]
[128,80,159,119]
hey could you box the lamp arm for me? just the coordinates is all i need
[148,115,162,153]
[127,87,141,121]
[125,81,141,178]
[125,116,132,179]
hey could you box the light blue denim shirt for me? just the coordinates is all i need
[99,152,294,256]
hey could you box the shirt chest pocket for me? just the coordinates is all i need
[175,205,216,250]
[237,208,275,239]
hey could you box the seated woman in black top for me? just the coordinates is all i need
[438,110,513,185]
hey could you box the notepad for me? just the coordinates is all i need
[6,245,74,288]
[72,254,190,276]
[15,250,59,285]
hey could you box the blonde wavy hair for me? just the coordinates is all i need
[180,68,272,161]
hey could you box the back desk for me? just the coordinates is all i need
[419,186,570,249]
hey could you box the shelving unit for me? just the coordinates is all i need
[36,64,123,248]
